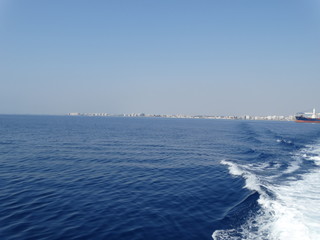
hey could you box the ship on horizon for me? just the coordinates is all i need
[295,108,320,123]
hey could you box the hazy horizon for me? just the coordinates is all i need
[1,1,320,116]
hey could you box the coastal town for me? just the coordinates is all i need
[68,112,295,121]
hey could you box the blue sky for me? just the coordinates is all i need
[1,0,319,115]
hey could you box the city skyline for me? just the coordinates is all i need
[1,1,320,116]
[67,111,296,122]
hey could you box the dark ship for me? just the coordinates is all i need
[295,109,320,123]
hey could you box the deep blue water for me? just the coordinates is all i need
[0,115,320,240]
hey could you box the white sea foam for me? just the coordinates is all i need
[276,139,292,144]
[221,160,243,176]
[268,169,320,240]
[221,160,263,193]
[283,156,301,174]
[214,145,320,240]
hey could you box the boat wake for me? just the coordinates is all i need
[213,143,320,240]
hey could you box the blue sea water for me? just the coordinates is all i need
[0,115,320,240]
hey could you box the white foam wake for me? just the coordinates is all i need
[214,146,320,240]
[220,159,263,194]
[267,170,320,239]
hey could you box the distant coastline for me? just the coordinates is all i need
[68,112,295,121]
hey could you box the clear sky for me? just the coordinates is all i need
[1,0,319,116]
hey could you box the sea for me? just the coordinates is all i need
[0,115,319,240]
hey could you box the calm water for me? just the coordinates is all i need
[0,115,319,240]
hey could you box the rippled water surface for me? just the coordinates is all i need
[0,115,319,240]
